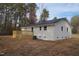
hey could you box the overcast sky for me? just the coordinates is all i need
[36,3,79,21]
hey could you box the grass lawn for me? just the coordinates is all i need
[0,32,79,56]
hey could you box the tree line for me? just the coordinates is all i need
[0,3,49,34]
[71,16,79,33]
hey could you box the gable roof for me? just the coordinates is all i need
[26,18,71,27]
[38,18,67,25]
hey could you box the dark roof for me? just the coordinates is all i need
[38,18,67,25]
[26,18,70,27]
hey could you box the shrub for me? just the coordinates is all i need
[72,28,77,34]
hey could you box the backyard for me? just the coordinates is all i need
[0,31,79,56]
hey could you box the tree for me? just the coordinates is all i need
[27,3,38,24]
[71,16,79,33]
[0,3,14,34]
[12,3,27,28]
[12,3,38,26]
[0,3,29,33]
[40,8,49,21]
[0,3,38,34]
[71,16,79,27]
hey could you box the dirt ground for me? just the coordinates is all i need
[0,33,79,56]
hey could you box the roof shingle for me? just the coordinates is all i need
[26,18,70,27]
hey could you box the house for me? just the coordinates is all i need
[22,18,72,41]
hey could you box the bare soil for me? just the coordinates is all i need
[0,34,79,56]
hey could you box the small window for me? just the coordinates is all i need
[44,26,47,30]
[32,27,33,32]
[40,27,41,30]
[67,27,68,32]
[44,36,46,38]
[57,37,58,38]
[61,26,63,31]
[39,36,41,38]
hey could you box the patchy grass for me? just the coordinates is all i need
[0,33,79,56]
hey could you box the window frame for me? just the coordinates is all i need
[61,26,63,31]
[40,27,41,30]
[67,27,68,32]
[32,27,33,32]
[44,26,47,30]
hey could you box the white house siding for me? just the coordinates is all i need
[33,26,55,40]
[53,20,72,40]
[33,21,72,41]
[23,20,72,41]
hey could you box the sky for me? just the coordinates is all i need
[36,3,79,21]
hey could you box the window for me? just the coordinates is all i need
[44,36,46,38]
[67,27,68,32]
[40,27,41,30]
[39,36,41,38]
[44,26,47,30]
[57,37,58,38]
[61,26,63,31]
[32,27,33,32]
